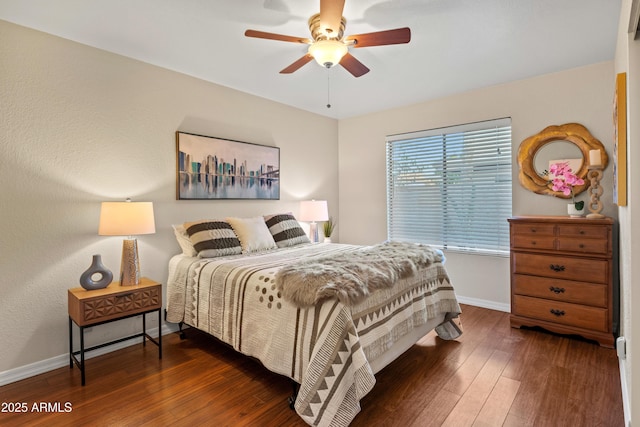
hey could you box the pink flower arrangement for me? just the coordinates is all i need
[548,161,585,209]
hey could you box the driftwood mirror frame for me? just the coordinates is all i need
[517,123,608,198]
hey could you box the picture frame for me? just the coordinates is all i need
[176,131,280,200]
[613,72,627,206]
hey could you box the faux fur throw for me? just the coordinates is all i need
[275,241,443,307]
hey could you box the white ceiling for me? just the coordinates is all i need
[0,0,622,119]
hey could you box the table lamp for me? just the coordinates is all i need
[299,200,328,243]
[98,199,156,286]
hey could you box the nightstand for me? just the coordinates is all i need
[68,277,162,385]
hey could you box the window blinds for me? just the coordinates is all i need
[386,118,512,255]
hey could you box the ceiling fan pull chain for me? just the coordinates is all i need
[326,69,331,108]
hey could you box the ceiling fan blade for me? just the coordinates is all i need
[280,54,314,74]
[245,29,311,44]
[345,27,411,48]
[320,0,345,36]
[339,52,370,78]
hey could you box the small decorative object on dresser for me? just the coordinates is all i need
[508,216,617,348]
[546,161,585,217]
[586,149,605,219]
[567,203,584,218]
[79,254,113,290]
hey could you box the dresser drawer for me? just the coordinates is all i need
[512,252,608,283]
[512,295,608,332]
[511,235,556,250]
[510,223,556,250]
[558,224,608,239]
[557,238,609,255]
[511,223,555,237]
[512,274,607,307]
[69,282,161,326]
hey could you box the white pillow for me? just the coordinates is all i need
[226,216,278,253]
[172,224,197,257]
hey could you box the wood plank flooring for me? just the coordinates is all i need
[0,305,624,426]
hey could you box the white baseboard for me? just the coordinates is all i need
[457,295,510,313]
[618,355,631,427]
[0,323,178,387]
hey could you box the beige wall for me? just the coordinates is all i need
[338,61,616,309]
[0,20,339,375]
[615,1,639,424]
[626,36,640,427]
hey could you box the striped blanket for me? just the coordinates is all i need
[166,243,461,426]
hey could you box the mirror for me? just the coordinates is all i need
[533,140,583,174]
[517,123,608,198]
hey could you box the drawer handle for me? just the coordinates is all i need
[549,286,565,294]
[550,309,565,317]
[116,292,134,298]
[530,228,537,233]
[549,264,565,272]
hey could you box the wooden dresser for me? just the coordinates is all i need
[508,216,615,347]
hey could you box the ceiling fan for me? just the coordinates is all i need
[245,0,411,77]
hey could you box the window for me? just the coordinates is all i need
[386,118,512,255]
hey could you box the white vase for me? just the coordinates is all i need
[567,203,585,218]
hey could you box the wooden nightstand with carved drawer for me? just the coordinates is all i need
[68,277,162,385]
[508,216,615,347]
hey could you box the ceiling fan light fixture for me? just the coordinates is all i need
[245,1,410,77]
[308,39,348,68]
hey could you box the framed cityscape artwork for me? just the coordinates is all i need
[176,131,280,200]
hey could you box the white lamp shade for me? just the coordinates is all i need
[299,200,329,222]
[98,201,156,236]
[308,40,348,67]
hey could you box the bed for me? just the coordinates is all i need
[165,215,462,427]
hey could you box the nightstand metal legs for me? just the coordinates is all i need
[141,309,163,358]
[69,309,162,386]
[68,318,87,385]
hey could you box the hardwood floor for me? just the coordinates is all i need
[0,304,624,426]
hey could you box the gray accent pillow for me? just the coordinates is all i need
[264,213,311,248]
[183,220,242,258]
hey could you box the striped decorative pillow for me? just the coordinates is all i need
[264,213,310,248]
[183,220,242,258]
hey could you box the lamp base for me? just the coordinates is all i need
[120,238,141,286]
[309,222,319,243]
